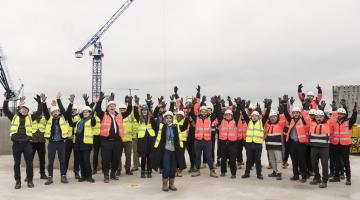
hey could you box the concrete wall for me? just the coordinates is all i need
[0,117,11,155]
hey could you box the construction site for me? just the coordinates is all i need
[0,0,360,199]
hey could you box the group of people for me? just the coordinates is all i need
[4,84,356,191]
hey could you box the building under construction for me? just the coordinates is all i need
[333,85,360,123]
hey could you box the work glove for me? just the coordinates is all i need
[40,93,47,103]
[330,100,337,111]
[196,85,200,93]
[316,84,322,93]
[108,92,115,101]
[158,96,164,104]
[227,96,233,106]
[68,94,75,104]
[318,101,326,111]
[245,100,251,109]
[134,95,140,105]
[99,92,105,101]
[340,99,347,109]
[290,97,295,105]
[82,93,89,102]
[298,83,303,92]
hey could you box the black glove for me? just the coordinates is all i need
[125,96,130,103]
[245,100,251,109]
[134,95,140,105]
[318,101,326,111]
[278,104,285,114]
[210,96,216,105]
[174,86,178,94]
[99,92,105,101]
[238,100,246,110]
[34,94,41,103]
[227,96,233,106]
[170,94,175,101]
[158,96,164,104]
[220,99,226,107]
[40,93,47,103]
[82,93,89,102]
[283,94,289,103]
[290,97,295,105]
[201,96,207,103]
[128,96,133,105]
[302,98,311,110]
[256,103,262,114]
[316,84,322,94]
[108,92,115,101]
[330,100,337,111]
[298,83,303,92]
[196,85,200,93]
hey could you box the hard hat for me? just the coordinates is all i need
[249,104,256,110]
[224,109,233,115]
[309,109,317,115]
[72,104,78,110]
[163,111,174,118]
[207,105,213,110]
[81,106,92,112]
[50,106,60,113]
[199,106,207,112]
[107,101,116,107]
[316,110,325,116]
[186,98,192,103]
[141,104,149,110]
[251,111,260,116]
[177,111,185,116]
[119,104,127,109]
[20,104,30,111]
[337,108,347,114]
[269,110,278,117]
[292,107,301,113]
[307,91,315,96]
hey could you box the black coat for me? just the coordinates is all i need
[151,124,186,171]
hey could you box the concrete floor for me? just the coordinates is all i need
[0,154,359,200]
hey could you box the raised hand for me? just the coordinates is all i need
[134,95,140,105]
[68,94,75,104]
[56,91,63,99]
[290,97,295,105]
[196,85,200,93]
[40,93,47,103]
[82,93,89,102]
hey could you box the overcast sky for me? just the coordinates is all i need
[0,0,359,108]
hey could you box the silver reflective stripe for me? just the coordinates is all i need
[310,139,329,143]
[340,138,351,141]
[266,142,282,146]
[267,133,282,136]
[310,134,329,138]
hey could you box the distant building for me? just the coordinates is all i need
[332,85,360,123]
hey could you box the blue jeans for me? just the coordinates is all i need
[162,150,177,179]
[48,141,66,176]
[194,140,213,169]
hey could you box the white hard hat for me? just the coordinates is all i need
[251,111,260,116]
[316,110,325,116]
[309,109,317,115]
[292,107,301,113]
[81,106,92,112]
[119,104,127,109]
[337,108,347,114]
[20,104,30,111]
[50,106,60,113]
[72,104,78,110]
[199,106,207,111]
[207,105,213,110]
[163,111,174,118]
[177,111,185,116]
[307,91,315,96]
[107,101,116,107]
[186,98,192,103]
[269,110,278,117]
[224,109,233,115]
[249,104,256,110]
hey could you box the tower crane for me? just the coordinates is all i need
[0,46,24,112]
[75,0,135,99]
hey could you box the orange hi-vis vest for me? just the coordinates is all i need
[265,122,284,148]
[330,120,352,146]
[309,121,330,147]
[100,112,125,138]
[195,117,212,141]
[218,120,238,142]
[286,118,309,143]
[237,119,247,140]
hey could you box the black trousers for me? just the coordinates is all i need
[48,141,66,177]
[329,144,344,175]
[101,139,123,176]
[333,145,351,180]
[311,146,329,182]
[237,140,245,163]
[219,141,237,175]
[12,142,33,181]
[65,139,79,174]
[32,142,46,175]
[186,138,195,169]
[306,145,313,173]
[244,143,262,176]
[283,140,290,162]
[77,149,92,178]
[289,141,307,179]
[92,135,101,171]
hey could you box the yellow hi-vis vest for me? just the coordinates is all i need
[246,120,264,144]
[137,122,155,138]
[123,113,139,142]
[69,114,81,137]
[32,117,47,133]
[73,119,93,144]
[174,119,187,142]
[154,124,183,148]
[92,116,101,136]
[9,115,33,137]
[44,116,69,139]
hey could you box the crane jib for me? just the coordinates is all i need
[75,0,134,55]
